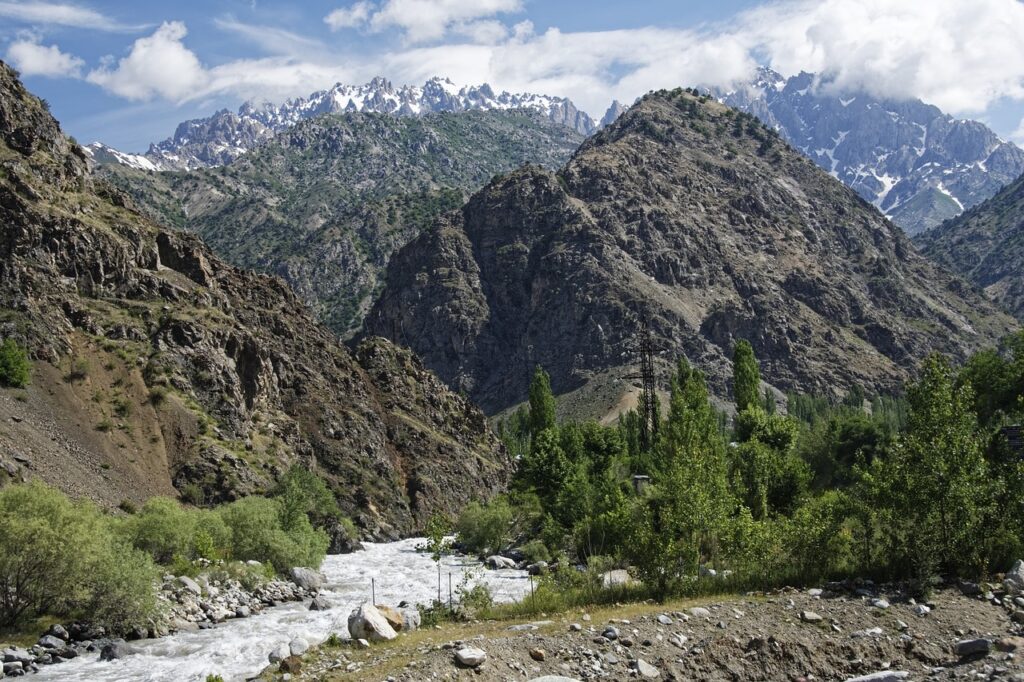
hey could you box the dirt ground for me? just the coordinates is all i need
[266,583,1024,681]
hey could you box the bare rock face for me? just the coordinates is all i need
[365,89,1016,415]
[0,61,510,537]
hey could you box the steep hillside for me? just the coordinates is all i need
[96,110,583,336]
[716,69,1024,235]
[0,61,510,538]
[917,171,1024,322]
[365,90,1017,416]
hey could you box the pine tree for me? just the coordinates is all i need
[732,340,760,411]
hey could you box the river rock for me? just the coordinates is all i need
[177,576,202,596]
[4,661,23,675]
[268,642,290,663]
[954,638,992,657]
[347,603,398,642]
[455,646,487,667]
[402,608,421,632]
[601,569,635,588]
[100,639,131,661]
[46,624,69,641]
[375,604,405,632]
[800,611,823,623]
[656,614,673,625]
[289,567,323,592]
[309,596,331,611]
[870,598,890,609]
[1005,560,1024,593]
[689,607,712,619]
[486,555,517,569]
[289,638,309,656]
[36,635,64,649]
[527,561,548,575]
[3,649,32,665]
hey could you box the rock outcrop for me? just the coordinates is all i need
[0,61,511,536]
[365,89,1017,416]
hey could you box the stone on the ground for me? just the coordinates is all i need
[954,638,993,657]
[657,614,673,625]
[529,648,546,661]
[347,603,398,642]
[375,604,405,632]
[402,608,421,632]
[870,598,890,609]
[4,661,24,675]
[689,607,711,619]
[996,636,1024,652]
[454,646,487,667]
[601,569,634,588]
[913,604,930,616]
[486,555,517,570]
[100,639,131,661]
[669,634,688,648]
[602,626,619,640]
[1005,559,1024,593]
[800,611,823,623]
[844,672,910,682]
[280,656,302,674]
[289,567,323,592]
[528,677,581,682]
[355,638,370,648]
[569,623,582,632]
[268,642,291,663]
[36,635,64,649]
[634,659,660,678]
[47,624,69,641]
[3,649,32,665]
[288,638,309,656]
[808,588,823,597]
[177,576,202,596]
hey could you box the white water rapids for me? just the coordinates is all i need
[33,539,530,682]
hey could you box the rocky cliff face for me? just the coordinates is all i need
[916,171,1024,322]
[716,69,1024,235]
[0,62,510,538]
[365,90,1017,416]
[95,109,583,336]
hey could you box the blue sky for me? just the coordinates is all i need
[3,0,1024,152]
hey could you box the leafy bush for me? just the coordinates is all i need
[0,482,158,631]
[520,538,551,564]
[218,496,328,572]
[455,497,513,555]
[0,339,30,388]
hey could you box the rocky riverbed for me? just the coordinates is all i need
[276,576,1024,681]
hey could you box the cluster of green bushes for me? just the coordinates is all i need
[482,331,1024,603]
[0,338,30,388]
[0,464,344,632]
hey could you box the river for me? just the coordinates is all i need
[32,539,530,681]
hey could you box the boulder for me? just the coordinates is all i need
[454,646,487,667]
[635,659,660,678]
[913,604,930,616]
[601,569,635,588]
[309,596,331,611]
[268,642,290,663]
[402,608,421,632]
[289,638,309,656]
[996,637,1024,652]
[100,639,131,661]
[3,649,32,665]
[4,661,24,675]
[486,555,517,570]
[375,604,405,632]
[656,614,673,625]
[870,598,890,609]
[799,611,823,623]
[1005,560,1024,593]
[954,638,992,657]
[46,624,69,641]
[689,607,712,619]
[36,635,64,649]
[347,603,398,642]
[177,576,202,596]
[527,561,549,575]
[289,567,323,592]
[280,655,302,674]
[529,648,546,661]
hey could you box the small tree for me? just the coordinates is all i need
[528,365,556,439]
[0,339,30,388]
[732,340,760,411]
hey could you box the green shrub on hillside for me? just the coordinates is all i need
[218,496,328,572]
[0,338,30,388]
[456,498,513,556]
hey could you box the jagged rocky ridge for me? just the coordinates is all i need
[94,109,583,336]
[88,76,613,170]
[916,171,1024,322]
[0,61,510,538]
[364,89,1018,416]
[715,68,1024,235]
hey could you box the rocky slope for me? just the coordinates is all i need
[94,109,583,336]
[716,68,1024,235]
[89,77,607,170]
[916,171,1024,322]
[365,89,1017,416]
[0,61,510,538]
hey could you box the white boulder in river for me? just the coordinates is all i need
[348,603,398,641]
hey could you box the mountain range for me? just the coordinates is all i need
[94,109,583,336]
[364,90,1017,416]
[0,61,510,538]
[716,68,1024,235]
[86,77,614,171]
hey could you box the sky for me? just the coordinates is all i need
[3,0,1024,152]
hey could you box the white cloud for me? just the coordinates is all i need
[0,1,142,31]
[324,1,374,31]
[86,22,206,101]
[6,38,84,78]
[214,17,327,56]
[1013,118,1024,146]
[326,0,522,43]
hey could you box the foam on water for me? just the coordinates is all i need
[33,539,529,682]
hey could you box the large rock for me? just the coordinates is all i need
[635,659,660,678]
[177,576,202,596]
[402,608,421,632]
[954,638,993,657]
[289,567,323,592]
[268,642,290,663]
[100,639,132,661]
[347,603,398,642]
[486,555,517,570]
[309,595,331,611]
[1005,559,1024,592]
[454,646,487,667]
[375,604,405,632]
[601,569,635,588]
[289,638,309,656]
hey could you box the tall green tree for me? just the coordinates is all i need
[528,365,556,439]
[732,340,760,411]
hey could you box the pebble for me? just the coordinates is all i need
[689,607,712,619]
[454,646,487,667]
[870,598,890,609]
[913,604,930,616]
[635,659,660,678]
[800,611,823,623]
[657,614,673,625]
[529,648,546,662]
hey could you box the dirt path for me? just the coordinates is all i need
[266,584,1024,681]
